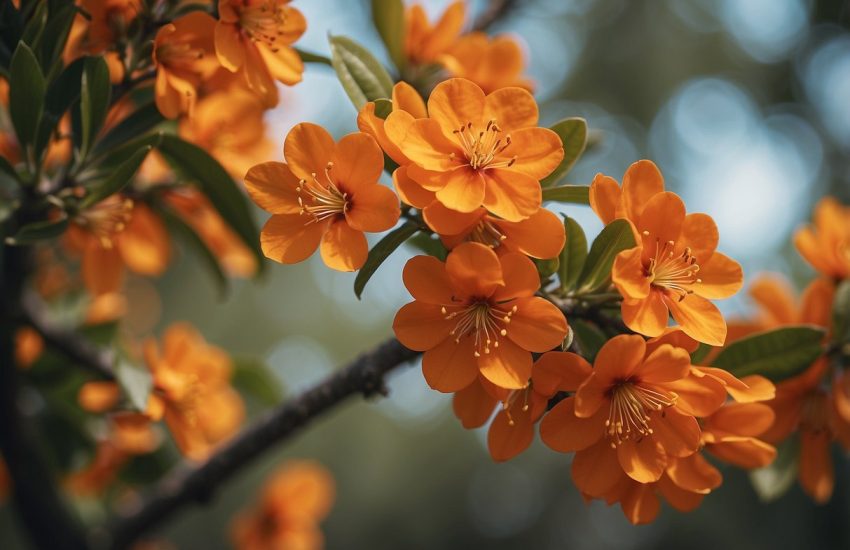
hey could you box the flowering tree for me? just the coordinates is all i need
[0,0,849,549]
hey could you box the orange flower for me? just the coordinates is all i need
[357,81,427,168]
[540,333,727,483]
[245,123,400,272]
[762,359,850,503]
[394,242,568,391]
[404,1,466,66]
[152,11,218,119]
[77,0,141,52]
[178,87,274,179]
[165,188,257,277]
[143,323,245,460]
[590,160,743,345]
[453,352,590,461]
[214,0,306,106]
[231,461,335,550]
[795,197,850,279]
[384,78,564,221]
[14,327,43,369]
[702,402,777,469]
[66,196,171,296]
[440,33,533,94]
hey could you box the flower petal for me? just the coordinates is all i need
[478,337,532,389]
[487,409,534,462]
[800,276,835,327]
[612,247,650,300]
[595,334,647,382]
[320,220,368,271]
[532,351,592,394]
[620,482,661,525]
[214,22,244,71]
[707,402,775,437]
[484,87,538,131]
[118,205,170,275]
[428,78,486,136]
[423,202,483,235]
[330,132,385,193]
[571,439,626,497]
[492,253,539,301]
[589,173,621,224]
[283,123,335,182]
[620,160,665,221]
[392,166,435,209]
[679,213,718,263]
[434,167,487,213]
[621,292,669,338]
[392,81,427,118]
[665,452,721,493]
[664,372,726,417]
[497,208,565,259]
[256,43,303,85]
[707,436,776,469]
[649,406,700,458]
[482,168,542,222]
[639,344,691,383]
[695,252,742,300]
[260,214,325,264]
[799,430,833,503]
[617,436,667,483]
[636,191,686,245]
[445,242,503,297]
[499,126,563,179]
[244,161,302,215]
[540,396,605,452]
[504,296,567,352]
[402,255,454,304]
[346,184,400,232]
[393,301,452,351]
[666,294,727,346]
[422,337,479,392]
[453,380,497,428]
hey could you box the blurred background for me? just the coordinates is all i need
[4,0,850,548]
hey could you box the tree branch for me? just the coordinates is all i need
[101,337,420,550]
[21,291,115,380]
[471,0,519,32]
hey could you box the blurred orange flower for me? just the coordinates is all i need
[143,323,245,460]
[441,33,533,94]
[215,0,306,106]
[14,327,43,369]
[66,196,171,296]
[394,242,568,391]
[245,123,400,271]
[404,1,466,66]
[794,197,850,280]
[702,402,776,469]
[153,11,218,119]
[590,160,743,345]
[385,78,563,221]
[76,0,141,52]
[231,461,335,550]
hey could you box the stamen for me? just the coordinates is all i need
[605,381,676,446]
[238,0,292,48]
[645,238,701,299]
[468,218,508,248]
[296,162,349,223]
[75,195,134,248]
[443,301,517,357]
[451,119,515,171]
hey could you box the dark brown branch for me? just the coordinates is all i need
[21,292,115,380]
[471,0,519,32]
[102,337,420,550]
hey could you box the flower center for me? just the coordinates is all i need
[441,301,517,357]
[156,41,205,71]
[468,218,507,248]
[605,380,676,447]
[502,383,531,426]
[296,162,349,223]
[451,120,516,170]
[75,195,134,249]
[644,235,701,300]
[239,0,289,48]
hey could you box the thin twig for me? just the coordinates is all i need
[101,338,420,550]
[21,292,115,379]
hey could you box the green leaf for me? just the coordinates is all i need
[92,101,165,157]
[159,206,229,297]
[20,0,47,49]
[0,154,19,184]
[79,146,150,209]
[374,97,393,119]
[35,56,84,158]
[355,222,419,299]
[372,0,405,71]
[407,231,448,261]
[542,185,590,205]
[749,436,799,502]
[5,216,68,245]
[232,356,283,406]
[571,319,606,362]
[534,256,559,280]
[294,47,332,66]
[79,55,112,159]
[832,279,850,346]
[690,342,712,365]
[9,41,46,151]
[156,133,264,271]
[541,118,587,187]
[37,3,77,78]
[114,357,152,412]
[575,219,636,294]
[329,35,394,110]
[711,326,826,381]
[559,215,587,292]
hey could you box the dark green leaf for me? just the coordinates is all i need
[711,325,826,381]
[372,0,405,71]
[329,35,394,110]
[559,215,587,292]
[156,134,264,271]
[571,319,606,361]
[0,154,19,184]
[79,146,150,208]
[576,219,636,293]
[374,97,393,119]
[38,4,77,78]
[832,279,850,346]
[355,222,419,299]
[79,56,112,159]
[0,3,23,69]
[5,216,68,245]
[159,206,229,296]
[542,185,590,205]
[295,47,332,66]
[9,41,46,151]
[690,342,712,365]
[407,231,448,261]
[114,357,152,412]
[749,436,799,502]
[232,356,283,406]
[541,118,587,187]
[534,256,559,280]
[35,56,84,157]
[92,101,165,156]
[20,0,47,48]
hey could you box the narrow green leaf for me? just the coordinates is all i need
[711,326,826,381]
[295,47,332,66]
[79,56,112,159]
[541,118,588,187]
[542,185,590,205]
[0,155,19,184]
[92,101,165,156]
[115,357,152,412]
[80,146,150,209]
[9,41,46,151]
[372,0,405,71]
[20,0,47,48]
[37,4,77,77]
[559,215,587,292]
[232,357,283,406]
[407,232,448,261]
[576,219,636,293]
[690,342,712,365]
[35,56,84,158]
[159,206,229,296]
[534,256,559,280]
[355,222,419,299]
[749,436,799,502]
[6,216,68,245]
[832,279,850,346]
[571,319,606,362]
[0,4,24,69]
[329,35,394,110]
[156,134,263,271]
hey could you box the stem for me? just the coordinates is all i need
[102,338,420,549]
